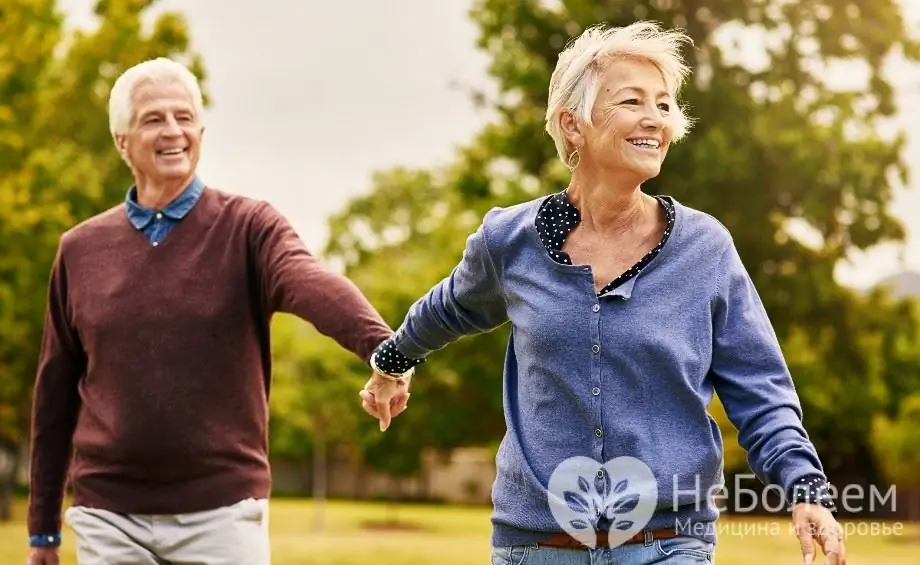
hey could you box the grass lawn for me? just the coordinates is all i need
[1,497,917,564]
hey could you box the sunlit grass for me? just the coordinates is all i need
[2,497,916,564]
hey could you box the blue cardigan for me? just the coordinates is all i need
[390,195,827,547]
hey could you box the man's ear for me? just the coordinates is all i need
[114,134,128,156]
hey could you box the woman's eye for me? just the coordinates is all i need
[622,99,639,105]
[658,103,670,112]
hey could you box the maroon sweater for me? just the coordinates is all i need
[28,186,392,535]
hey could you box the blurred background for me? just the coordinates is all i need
[2,0,920,563]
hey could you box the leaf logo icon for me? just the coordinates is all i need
[547,456,658,548]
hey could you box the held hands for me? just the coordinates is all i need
[359,370,411,431]
[792,503,846,564]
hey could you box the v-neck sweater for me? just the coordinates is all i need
[27,186,393,535]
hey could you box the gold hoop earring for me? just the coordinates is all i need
[567,149,580,170]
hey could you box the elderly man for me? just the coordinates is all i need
[26,57,399,565]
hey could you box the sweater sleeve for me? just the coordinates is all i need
[28,241,85,536]
[249,201,392,363]
[386,215,509,360]
[708,239,829,501]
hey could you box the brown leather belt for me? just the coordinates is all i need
[540,528,679,549]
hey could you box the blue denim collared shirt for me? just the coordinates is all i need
[125,176,204,245]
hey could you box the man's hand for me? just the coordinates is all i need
[792,503,846,565]
[359,371,411,431]
[26,547,60,565]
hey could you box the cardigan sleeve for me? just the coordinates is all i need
[708,239,833,506]
[381,213,509,364]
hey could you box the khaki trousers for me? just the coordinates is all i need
[64,498,270,565]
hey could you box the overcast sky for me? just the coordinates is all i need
[57,0,920,289]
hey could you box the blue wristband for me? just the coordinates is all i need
[29,533,61,548]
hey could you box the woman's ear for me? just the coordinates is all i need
[559,109,585,150]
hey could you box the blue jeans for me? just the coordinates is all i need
[490,536,715,564]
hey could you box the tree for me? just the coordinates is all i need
[270,307,454,528]
[323,0,920,496]
[0,0,206,520]
[325,168,509,452]
[871,393,920,534]
[269,314,369,530]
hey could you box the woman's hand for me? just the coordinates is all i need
[359,371,411,431]
[792,503,846,564]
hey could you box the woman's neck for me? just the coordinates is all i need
[565,172,653,236]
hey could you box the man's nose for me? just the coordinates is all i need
[162,115,182,135]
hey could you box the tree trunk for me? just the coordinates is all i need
[0,481,12,522]
[312,429,326,532]
[0,441,21,522]
[909,487,920,543]
[386,476,401,526]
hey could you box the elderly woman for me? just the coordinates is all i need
[361,21,846,565]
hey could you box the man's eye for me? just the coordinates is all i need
[658,103,670,112]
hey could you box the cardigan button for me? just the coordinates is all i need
[592,304,600,312]
[592,344,600,354]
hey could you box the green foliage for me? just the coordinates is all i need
[0,0,206,448]
[871,393,920,487]
[3,0,919,499]
[325,167,511,455]
[707,396,746,474]
[268,314,367,460]
[323,0,920,484]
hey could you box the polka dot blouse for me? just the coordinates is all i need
[534,191,674,296]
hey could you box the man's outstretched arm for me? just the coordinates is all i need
[248,201,393,362]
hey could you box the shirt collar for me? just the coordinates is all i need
[125,176,205,231]
[556,190,581,219]
[543,189,673,221]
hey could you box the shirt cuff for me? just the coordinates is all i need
[29,533,62,548]
[372,339,424,376]
[789,474,837,513]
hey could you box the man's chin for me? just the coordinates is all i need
[151,166,193,183]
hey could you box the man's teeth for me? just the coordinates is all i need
[629,139,660,148]
[159,148,185,155]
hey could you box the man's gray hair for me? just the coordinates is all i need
[108,57,204,138]
[545,20,694,166]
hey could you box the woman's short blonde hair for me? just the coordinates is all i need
[545,20,694,166]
